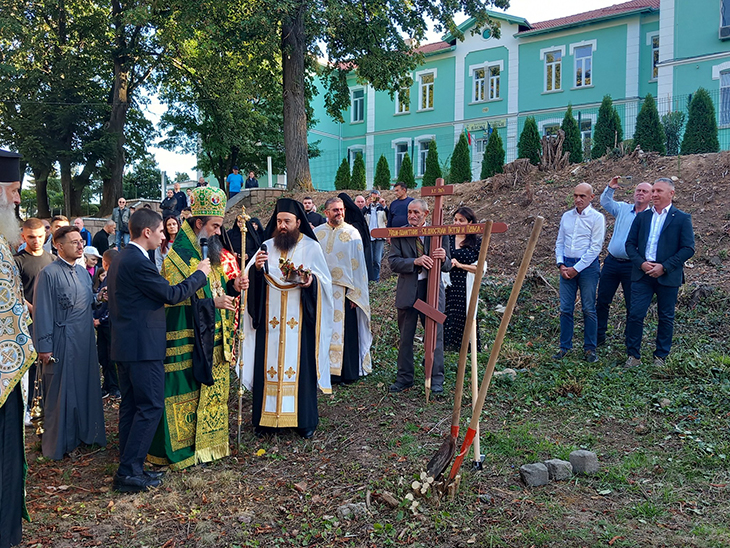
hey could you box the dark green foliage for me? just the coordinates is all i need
[662,111,686,156]
[334,158,351,190]
[517,117,541,165]
[351,152,366,190]
[374,155,391,190]
[561,105,583,163]
[681,88,719,154]
[480,131,505,178]
[397,153,416,189]
[633,94,666,154]
[123,156,164,200]
[592,96,624,159]
[422,139,442,187]
[450,133,472,184]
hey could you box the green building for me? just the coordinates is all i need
[307,0,730,189]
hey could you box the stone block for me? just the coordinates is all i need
[519,463,549,487]
[336,502,368,520]
[543,458,573,481]
[569,450,599,475]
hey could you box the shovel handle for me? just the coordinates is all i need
[449,216,544,480]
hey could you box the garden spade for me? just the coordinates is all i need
[427,221,493,479]
[447,216,544,482]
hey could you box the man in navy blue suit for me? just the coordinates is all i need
[624,178,695,368]
[107,209,211,493]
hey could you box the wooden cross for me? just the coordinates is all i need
[371,178,508,401]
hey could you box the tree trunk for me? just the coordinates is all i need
[33,165,52,219]
[100,59,129,216]
[281,2,313,191]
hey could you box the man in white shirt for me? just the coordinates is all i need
[554,183,606,363]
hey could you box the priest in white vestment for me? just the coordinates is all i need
[241,199,333,439]
[314,197,372,384]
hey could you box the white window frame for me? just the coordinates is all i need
[468,60,504,103]
[392,140,410,175]
[395,88,410,115]
[538,118,563,138]
[570,41,595,88]
[416,69,437,111]
[348,146,365,168]
[540,46,566,93]
[474,138,489,155]
[721,70,730,127]
[646,32,659,81]
[350,87,365,123]
[414,135,435,177]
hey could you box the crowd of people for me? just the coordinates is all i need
[0,146,696,547]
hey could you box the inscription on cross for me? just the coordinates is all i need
[371,178,508,401]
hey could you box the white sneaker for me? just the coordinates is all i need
[24,410,32,427]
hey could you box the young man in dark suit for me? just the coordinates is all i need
[624,178,695,368]
[106,209,212,493]
[388,199,451,395]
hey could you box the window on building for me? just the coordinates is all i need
[723,0,730,27]
[395,143,409,174]
[474,138,488,154]
[580,119,592,142]
[351,89,364,123]
[545,50,562,91]
[489,66,501,100]
[418,141,430,176]
[473,68,486,102]
[651,35,660,80]
[419,72,435,110]
[396,88,410,114]
[720,70,730,126]
[574,45,592,87]
[543,123,560,138]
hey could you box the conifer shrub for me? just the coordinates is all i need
[450,133,472,184]
[592,95,624,159]
[480,131,505,178]
[662,111,685,156]
[633,93,666,154]
[422,139,442,187]
[681,88,719,154]
[351,152,366,190]
[334,158,350,190]
[374,154,391,190]
[518,117,541,165]
[561,105,583,163]
[397,153,416,189]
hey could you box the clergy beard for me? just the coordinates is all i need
[273,228,300,252]
[197,231,223,265]
[0,191,20,245]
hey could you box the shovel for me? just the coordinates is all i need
[447,216,544,482]
[427,220,493,479]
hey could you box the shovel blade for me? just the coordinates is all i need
[427,437,456,479]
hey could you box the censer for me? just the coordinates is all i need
[30,356,56,436]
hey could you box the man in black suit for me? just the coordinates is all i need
[106,209,211,493]
[624,178,695,368]
[388,199,451,395]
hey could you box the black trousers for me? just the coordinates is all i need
[596,254,633,344]
[0,386,24,548]
[116,360,164,477]
[96,325,119,394]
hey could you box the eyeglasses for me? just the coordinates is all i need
[64,240,84,247]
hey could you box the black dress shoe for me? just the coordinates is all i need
[113,473,161,493]
[552,348,570,360]
[144,469,166,480]
[388,383,413,393]
[296,427,315,439]
[584,350,598,363]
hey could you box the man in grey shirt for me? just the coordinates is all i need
[596,176,652,347]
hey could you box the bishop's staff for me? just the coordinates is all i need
[235,209,250,447]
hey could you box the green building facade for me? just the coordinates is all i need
[307,0,730,189]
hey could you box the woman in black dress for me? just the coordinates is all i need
[444,207,482,351]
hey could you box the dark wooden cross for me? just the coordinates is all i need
[371,178,508,401]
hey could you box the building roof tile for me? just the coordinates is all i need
[519,0,660,34]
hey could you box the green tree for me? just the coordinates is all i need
[422,139,442,187]
[517,117,541,165]
[592,95,624,159]
[561,105,583,163]
[374,155,391,190]
[397,153,416,189]
[662,111,686,156]
[681,88,720,154]
[123,156,163,200]
[480,131,505,178]
[450,133,472,184]
[633,94,666,154]
[351,152,366,190]
[334,158,351,190]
